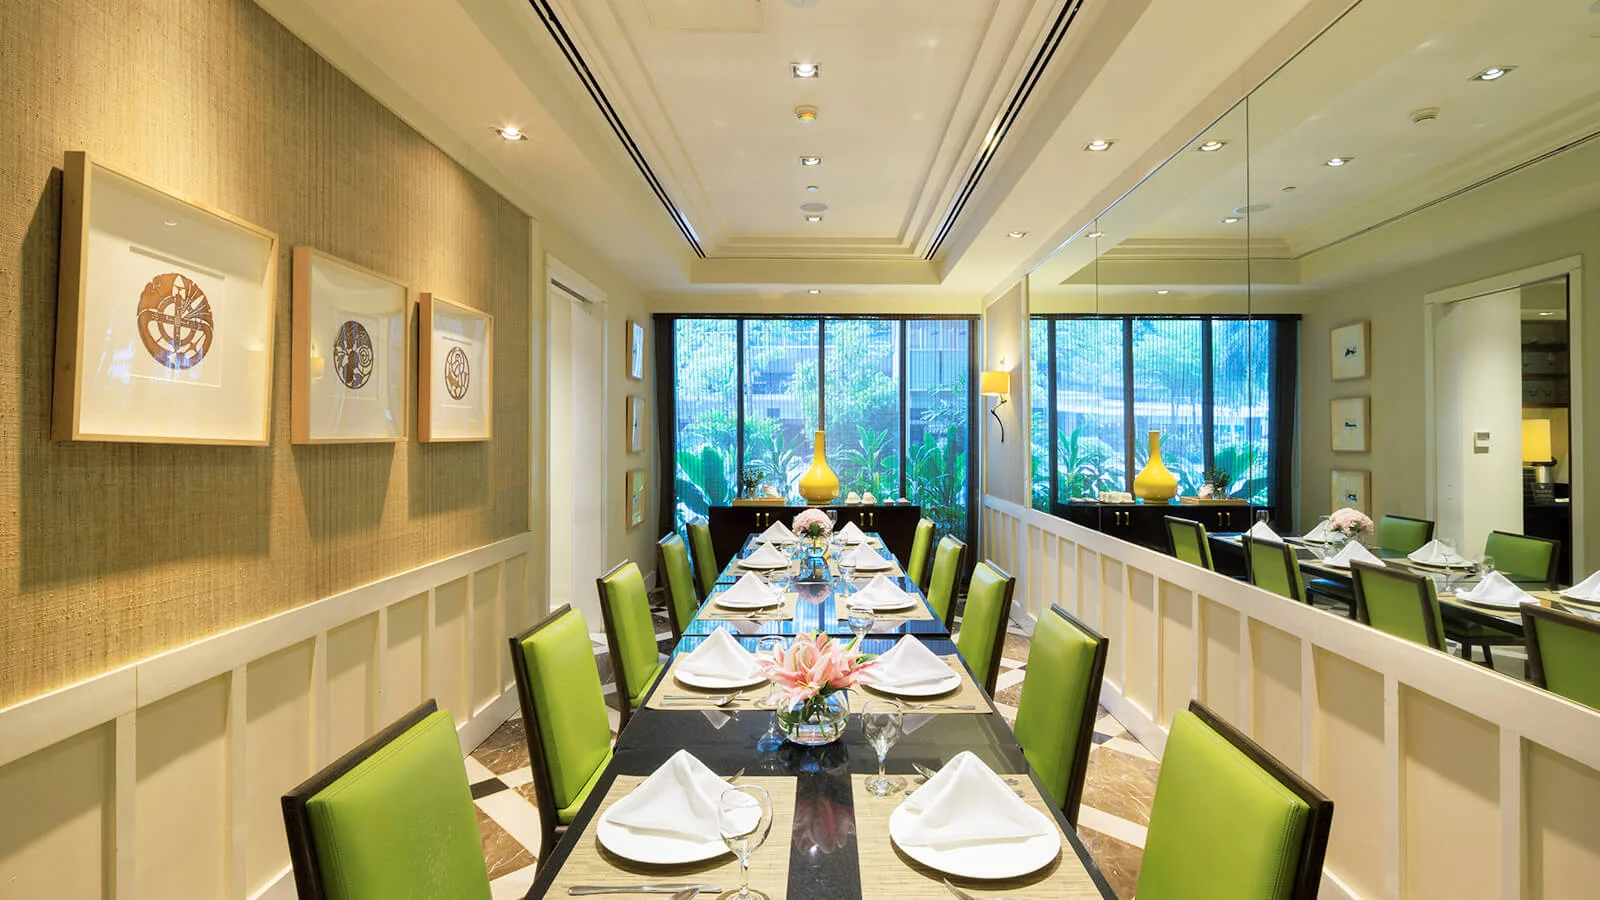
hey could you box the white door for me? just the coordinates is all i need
[546,261,607,628]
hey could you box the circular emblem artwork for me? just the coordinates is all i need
[332,320,375,390]
[135,272,214,369]
[445,346,470,400]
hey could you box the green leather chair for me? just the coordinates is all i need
[1307,515,1435,615]
[926,535,967,630]
[281,700,492,900]
[1522,603,1600,710]
[1351,561,1445,651]
[955,561,1015,695]
[686,519,719,600]
[1013,605,1108,826]
[508,605,615,859]
[906,517,936,590]
[657,533,701,639]
[1137,702,1334,900]
[596,561,665,729]
[1244,535,1307,605]
[1484,531,1560,584]
[1165,516,1215,571]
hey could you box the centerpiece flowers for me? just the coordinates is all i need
[760,632,874,745]
[792,508,832,546]
[1329,507,1375,544]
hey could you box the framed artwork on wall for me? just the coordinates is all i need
[1330,321,1369,381]
[1330,397,1370,452]
[626,468,646,529]
[626,395,645,454]
[291,247,410,443]
[627,319,646,381]
[1331,469,1371,513]
[419,293,493,442]
[52,151,278,444]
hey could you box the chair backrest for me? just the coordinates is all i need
[1350,561,1445,650]
[1165,516,1214,571]
[508,605,614,859]
[1484,530,1560,584]
[282,700,492,900]
[1522,603,1600,710]
[1375,515,1434,555]
[1244,535,1306,604]
[926,535,967,629]
[906,517,936,590]
[657,533,700,638]
[595,561,664,729]
[955,561,1015,695]
[1013,605,1108,827]
[1137,702,1333,900]
[686,519,719,599]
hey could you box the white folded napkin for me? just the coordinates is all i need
[1560,571,1600,603]
[867,635,956,690]
[1458,571,1535,608]
[837,521,868,544]
[1408,540,1469,567]
[850,574,914,611]
[898,752,1050,850]
[841,545,893,571]
[603,750,732,843]
[1324,541,1384,569]
[757,520,795,543]
[713,573,781,609]
[1247,521,1282,542]
[1302,519,1335,544]
[678,629,764,681]
[740,542,789,569]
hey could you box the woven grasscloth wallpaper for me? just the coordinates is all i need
[0,0,532,707]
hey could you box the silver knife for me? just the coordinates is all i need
[567,887,719,896]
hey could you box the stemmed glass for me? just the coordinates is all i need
[846,602,875,643]
[755,637,787,753]
[863,700,906,797]
[1440,538,1460,591]
[719,785,774,900]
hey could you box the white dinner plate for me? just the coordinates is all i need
[674,668,769,690]
[1407,558,1474,571]
[887,802,1061,880]
[849,557,895,573]
[847,594,917,613]
[737,559,789,572]
[1456,593,1526,611]
[713,592,782,611]
[596,816,730,865]
[865,672,962,698]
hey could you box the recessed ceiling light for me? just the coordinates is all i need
[1086,231,1105,239]
[795,105,819,123]
[1083,139,1115,152]
[1156,289,1171,295]
[805,185,820,192]
[1324,156,1353,167]
[800,156,822,167]
[808,289,822,295]
[792,62,819,78]
[162,219,179,227]
[806,215,823,223]
[494,125,527,141]
[1470,65,1515,82]
[1007,231,1027,239]
[1220,217,1241,224]
[1196,140,1228,152]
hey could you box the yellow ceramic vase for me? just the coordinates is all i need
[1133,430,1178,502]
[798,430,840,505]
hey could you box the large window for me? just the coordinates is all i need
[663,316,977,545]
[1030,314,1296,513]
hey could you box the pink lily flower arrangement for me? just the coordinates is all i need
[759,632,874,718]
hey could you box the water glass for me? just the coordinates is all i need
[863,700,906,797]
[1477,554,1496,577]
[719,785,774,900]
[1255,510,1272,527]
[846,603,875,642]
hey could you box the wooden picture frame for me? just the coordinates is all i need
[627,319,645,381]
[419,293,493,442]
[626,468,646,529]
[53,151,278,445]
[1331,469,1371,513]
[291,247,411,443]
[1330,321,1369,381]
[1330,397,1369,453]
[626,395,645,454]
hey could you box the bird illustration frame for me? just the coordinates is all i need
[626,395,645,454]
[1330,397,1370,453]
[627,318,645,381]
[1331,469,1371,514]
[626,468,646,529]
[418,293,493,442]
[1330,321,1369,381]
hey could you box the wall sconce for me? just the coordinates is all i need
[980,369,1012,442]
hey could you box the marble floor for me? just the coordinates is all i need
[465,611,1156,899]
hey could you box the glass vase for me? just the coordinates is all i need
[776,691,850,746]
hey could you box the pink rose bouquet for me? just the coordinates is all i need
[792,508,832,540]
[759,632,874,721]
[1329,507,1374,541]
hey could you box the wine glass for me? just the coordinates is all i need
[755,637,787,752]
[719,785,774,900]
[862,700,906,797]
[847,602,875,643]
[1254,509,1271,528]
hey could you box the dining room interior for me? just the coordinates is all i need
[1,0,1598,898]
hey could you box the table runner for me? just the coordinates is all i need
[848,775,1102,898]
[543,775,795,900]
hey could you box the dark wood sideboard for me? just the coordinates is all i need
[1055,501,1271,554]
[706,504,924,571]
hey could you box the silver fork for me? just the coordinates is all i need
[660,693,738,707]
[942,878,1027,900]
[898,702,978,711]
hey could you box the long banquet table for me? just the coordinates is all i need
[526,533,1116,899]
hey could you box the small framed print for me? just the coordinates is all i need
[626,468,646,529]
[419,293,493,442]
[626,395,645,454]
[292,247,410,443]
[627,319,646,381]
[53,151,278,444]
[1330,397,1369,452]
[1330,321,1369,381]
[1331,469,1370,514]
